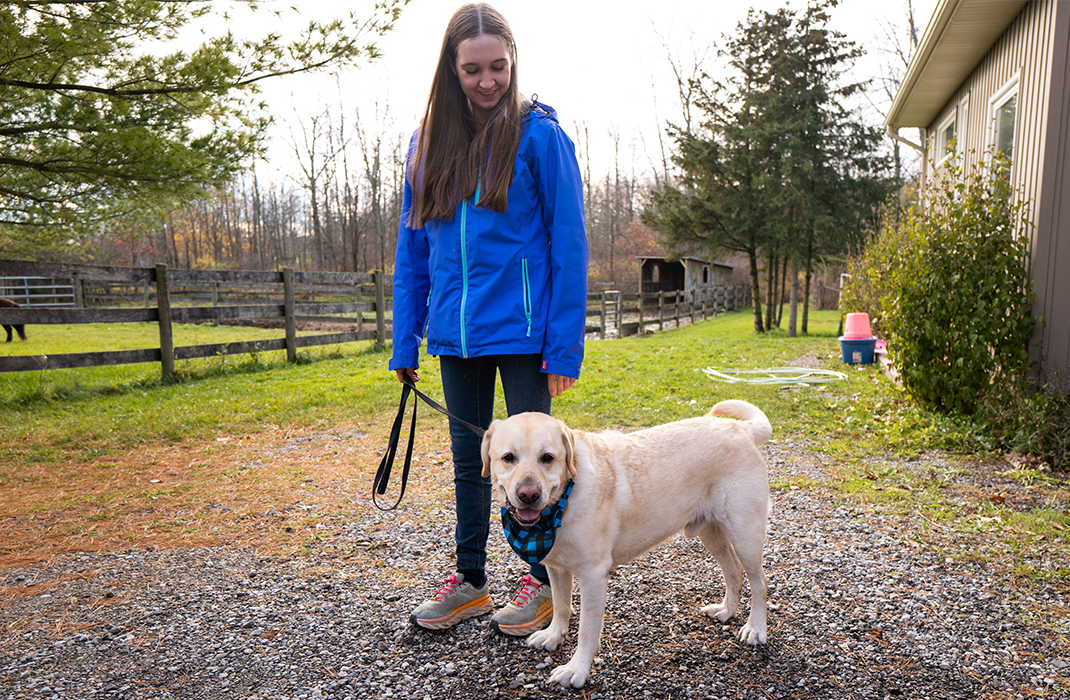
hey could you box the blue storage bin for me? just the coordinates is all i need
[839,336,876,365]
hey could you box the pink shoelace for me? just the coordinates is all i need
[511,575,543,605]
[432,574,462,601]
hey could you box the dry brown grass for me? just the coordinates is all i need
[0,416,458,570]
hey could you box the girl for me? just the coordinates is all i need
[390,2,588,636]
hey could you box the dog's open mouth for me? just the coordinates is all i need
[505,499,544,526]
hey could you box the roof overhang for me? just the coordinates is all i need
[885,0,1029,131]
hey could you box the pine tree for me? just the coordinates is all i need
[643,0,891,333]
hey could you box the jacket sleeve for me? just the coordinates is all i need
[535,120,589,378]
[389,144,431,372]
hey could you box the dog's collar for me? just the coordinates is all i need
[500,479,574,564]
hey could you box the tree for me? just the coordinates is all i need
[765,1,891,335]
[644,0,890,334]
[0,0,407,260]
[644,8,788,333]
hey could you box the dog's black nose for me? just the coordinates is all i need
[517,484,541,505]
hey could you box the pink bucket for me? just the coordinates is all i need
[843,313,873,340]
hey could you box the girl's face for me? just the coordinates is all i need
[453,33,512,127]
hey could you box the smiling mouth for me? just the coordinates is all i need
[504,498,543,526]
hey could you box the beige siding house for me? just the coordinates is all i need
[885,0,1070,376]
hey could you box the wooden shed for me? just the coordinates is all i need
[638,256,734,294]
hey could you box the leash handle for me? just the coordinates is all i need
[372,383,417,511]
[371,378,486,511]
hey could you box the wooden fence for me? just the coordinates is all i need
[0,260,387,381]
[1,259,751,380]
[585,284,750,339]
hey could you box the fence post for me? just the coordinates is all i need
[374,270,386,351]
[282,268,297,363]
[600,292,607,340]
[155,264,175,382]
[355,281,364,332]
[74,279,85,309]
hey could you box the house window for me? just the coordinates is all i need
[703,266,709,284]
[957,94,969,161]
[936,112,956,165]
[988,75,1019,176]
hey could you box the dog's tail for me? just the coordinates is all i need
[709,400,772,446]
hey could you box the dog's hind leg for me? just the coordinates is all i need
[735,538,768,645]
[702,515,769,645]
[697,520,744,623]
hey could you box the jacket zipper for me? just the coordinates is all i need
[521,257,532,337]
[460,200,469,358]
[459,181,481,358]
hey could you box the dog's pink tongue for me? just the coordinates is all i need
[517,508,541,524]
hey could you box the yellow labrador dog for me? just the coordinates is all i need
[481,400,772,688]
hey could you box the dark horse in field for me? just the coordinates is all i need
[1,297,27,342]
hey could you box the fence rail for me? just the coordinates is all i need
[0,259,388,380]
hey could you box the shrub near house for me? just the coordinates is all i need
[845,156,1069,469]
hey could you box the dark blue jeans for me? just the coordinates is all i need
[439,354,551,582]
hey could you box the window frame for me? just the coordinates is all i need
[935,111,957,167]
[987,74,1020,176]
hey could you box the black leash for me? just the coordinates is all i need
[372,378,486,511]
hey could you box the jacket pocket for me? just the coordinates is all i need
[521,257,532,338]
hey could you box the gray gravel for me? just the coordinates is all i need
[2,443,1068,699]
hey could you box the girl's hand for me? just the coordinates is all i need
[396,368,419,385]
[548,374,576,398]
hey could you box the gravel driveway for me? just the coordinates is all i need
[2,442,1067,700]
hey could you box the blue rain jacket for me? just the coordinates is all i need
[389,102,588,378]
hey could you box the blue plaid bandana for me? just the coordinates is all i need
[501,479,574,564]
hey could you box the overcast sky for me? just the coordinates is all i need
[224,0,940,180]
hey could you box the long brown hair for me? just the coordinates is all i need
[408,3,525,227]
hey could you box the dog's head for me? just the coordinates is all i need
[481,412,577,526]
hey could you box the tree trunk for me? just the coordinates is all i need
[764,246,777,331]
[749,249,764,333]
[788,254,799,337]
[802,236,814,334]
[776,253,788,328]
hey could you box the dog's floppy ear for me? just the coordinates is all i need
[560,421,577,479]
[480,420,498,478]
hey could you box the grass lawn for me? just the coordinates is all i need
[1,309,1067,586]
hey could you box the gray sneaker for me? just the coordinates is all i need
[490,575,553,636]
[410,573,494,630]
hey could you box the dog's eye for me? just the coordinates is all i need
[502,453,516,463]
[539,453,555,464]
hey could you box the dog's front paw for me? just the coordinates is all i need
[739,621,767,645]
[548,662,590,688]
[700,602,735,623]
[526,627,565,651]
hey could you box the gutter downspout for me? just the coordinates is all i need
[887,124,929,201]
